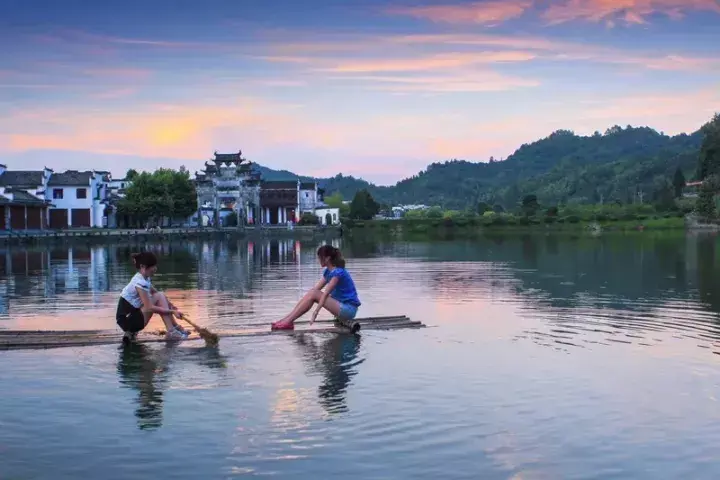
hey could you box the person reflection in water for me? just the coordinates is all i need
[117,341,229,430]
[293,333,363,414]
[117,342,167,431]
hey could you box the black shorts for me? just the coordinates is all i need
[116,297,146,333]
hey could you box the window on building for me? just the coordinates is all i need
[305,192,309,198]
[333,213,337,221]
[52,189,63,199]
[76,188,87,199]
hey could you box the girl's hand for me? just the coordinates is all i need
[173,309,185,319]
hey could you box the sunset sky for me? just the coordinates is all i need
[1,0,719,184]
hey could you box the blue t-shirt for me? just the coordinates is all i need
[323,267,361,307]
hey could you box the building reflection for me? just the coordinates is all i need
[0,237,322,326]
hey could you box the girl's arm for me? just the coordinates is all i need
[149,285,177,309]
[313,277,328,291]
[313,277,339,321]
[136,286,175,315]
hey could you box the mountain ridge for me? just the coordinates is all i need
[256,122,706,209]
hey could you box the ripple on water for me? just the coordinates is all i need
[3,237,720,478]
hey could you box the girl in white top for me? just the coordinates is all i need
[116,251,189,343]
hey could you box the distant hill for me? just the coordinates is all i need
[254,165,383,200]
[257,123,706,209]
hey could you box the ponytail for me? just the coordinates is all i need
[131,251,158,270]
[317,245,345,268]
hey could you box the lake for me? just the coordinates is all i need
[2,232,720,479]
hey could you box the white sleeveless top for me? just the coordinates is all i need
[121,272,152,308]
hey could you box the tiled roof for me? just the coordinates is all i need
[214,151,244,164]
[3,188,48,206]
[102,192,123,204]
[0,171,44,187]
[48,170,93,186]
[299,182,316,190]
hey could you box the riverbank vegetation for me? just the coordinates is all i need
[337,113,720,233]
[342,203,687,234]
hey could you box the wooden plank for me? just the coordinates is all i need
[233,315,410,328]
[0,316,412,336]
[0,317,424,351]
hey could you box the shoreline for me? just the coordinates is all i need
[0,225,343,246]
[341,216,691,235]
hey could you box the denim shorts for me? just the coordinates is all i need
[338,302,359,321]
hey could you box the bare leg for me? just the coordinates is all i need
[151,292,178,332]
[273,289,341,328]
[278,289,321,323]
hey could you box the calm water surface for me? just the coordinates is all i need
[2,233,720,479]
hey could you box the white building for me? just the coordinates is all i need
[46,170,111,228]
[391,204,429,218]
[107,177,131,197]
[315,207,340,225]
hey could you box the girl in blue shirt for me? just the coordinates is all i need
[272,245,361,331]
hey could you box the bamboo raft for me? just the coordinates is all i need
[0,315,424,351]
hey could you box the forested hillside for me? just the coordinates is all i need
[258,122,706,210]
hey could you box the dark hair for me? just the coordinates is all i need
[317,245,345,268]
[131,251,158,270]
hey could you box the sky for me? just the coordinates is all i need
[1,0,719,185]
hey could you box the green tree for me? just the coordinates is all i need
[324,191,350,217]
[476,201,491,215]
[521,194,539,216]
[125,169,139,181]
[698,113,720,181]
[324,192,344,208]
[298,212,319,225]
[696,174,720,217]
[426,206,443,218]
[349,189,380,220]
[652,179,675,211]
[118,168,198,226]
[672,167,686,198]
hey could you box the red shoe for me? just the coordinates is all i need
[271,320,294,330]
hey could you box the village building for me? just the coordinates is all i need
[0,165,53,231]
[194,151,262,227]
[46,170,112,228]
[259,180,338,224]
[107,176,131,195]
[0,149,341,231]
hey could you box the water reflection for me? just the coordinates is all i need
[117,342,167,430]
[5,232,720,358]
[293,333,363,415]
[116,342,229,430]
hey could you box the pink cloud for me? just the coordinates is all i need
[257,31,719,75]
[542,0,720,26]
[386,0,532,25]
[320,51,537,73]
[386,0,720,27]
